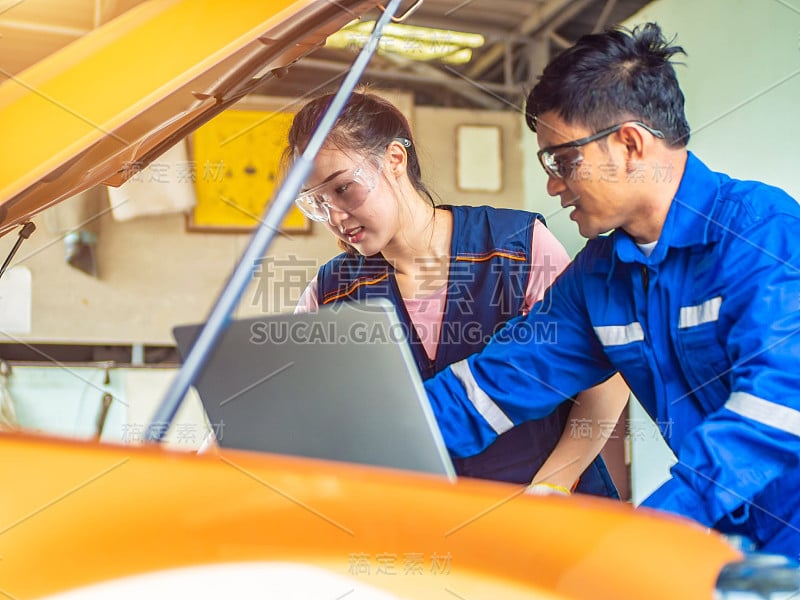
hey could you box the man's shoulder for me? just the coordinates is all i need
[718,176,800,225]
[679,154,799,239]
[694,156,799,237]
[569,236,616,276]
[576,235,615,259]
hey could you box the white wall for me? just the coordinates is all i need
[0,199,341,345]
[3,364,209,450]
[634,0,800,197]
[416,106,525,211]
[524,0,800,257]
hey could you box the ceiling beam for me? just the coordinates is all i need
[396,59,508,110]
[465,0,577,78]
[525,34,550,89]
[522,0,597,85]
[295,57,518,109]
[549,30,572,49]
[403,14,531,45]
[465,0,596,79]
[545,0,599,33]
[592,0,618,33]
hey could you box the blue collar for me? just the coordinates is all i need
[612,151,721,268]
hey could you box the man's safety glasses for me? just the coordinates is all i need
[294,161,380,223]
[537,121,664,180]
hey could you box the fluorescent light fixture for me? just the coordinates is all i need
[326,20,485,65]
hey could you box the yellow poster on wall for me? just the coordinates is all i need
[189,108,309,232]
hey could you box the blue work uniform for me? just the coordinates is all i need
[424,153,800,557]
[316,204,618,497]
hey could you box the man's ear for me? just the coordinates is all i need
[385,139,408,177]
[617,123,650,179]
[618,122,646,160]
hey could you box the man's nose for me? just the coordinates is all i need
[546,173,567,197]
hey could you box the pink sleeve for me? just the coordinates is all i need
[294,276,319,314]
[523,219,571,312]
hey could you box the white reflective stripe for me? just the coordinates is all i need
[725,392,800,438]
[593,322,644,347]
[450,360,514,435]
[679,296,722,329]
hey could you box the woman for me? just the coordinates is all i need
[289,91,629,496]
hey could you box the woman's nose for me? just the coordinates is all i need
[325,203,348,226]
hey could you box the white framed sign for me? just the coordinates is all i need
[456,124,503,193]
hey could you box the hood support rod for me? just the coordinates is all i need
[0,222,35,281]
[145,0,406,442]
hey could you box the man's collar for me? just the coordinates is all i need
[613,152,720,266]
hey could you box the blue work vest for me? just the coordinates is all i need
[317,205,618,496]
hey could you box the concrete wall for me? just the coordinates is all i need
[0,96,525,346]
[416,106,525,211]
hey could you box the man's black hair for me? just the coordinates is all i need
[525,22,690,148]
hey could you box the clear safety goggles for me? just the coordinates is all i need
[537,121,664,180]
[294,161,380,223]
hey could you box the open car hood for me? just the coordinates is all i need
[0,0,378,237]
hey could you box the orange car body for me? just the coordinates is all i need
[1,431,739,599]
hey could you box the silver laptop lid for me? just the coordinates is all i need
[173,298,455,479]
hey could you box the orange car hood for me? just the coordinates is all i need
[0,0,376,237]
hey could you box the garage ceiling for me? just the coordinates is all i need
[0,0,145,75]
[0,0,652,110]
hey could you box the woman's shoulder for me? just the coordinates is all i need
[446,204,542,220]
[446,204,543,230]
[317,252,390,287]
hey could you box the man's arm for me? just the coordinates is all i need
[424,258,616,458]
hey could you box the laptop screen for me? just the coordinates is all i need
[173,299,455,479]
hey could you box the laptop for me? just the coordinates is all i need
[172,298,456,479]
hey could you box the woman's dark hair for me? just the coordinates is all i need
[285,90,434,205]
[525,22,690,148]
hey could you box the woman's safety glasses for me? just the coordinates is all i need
[294,161,380,223]
[294,139,411,223]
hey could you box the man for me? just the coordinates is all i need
[424,22,800,557]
